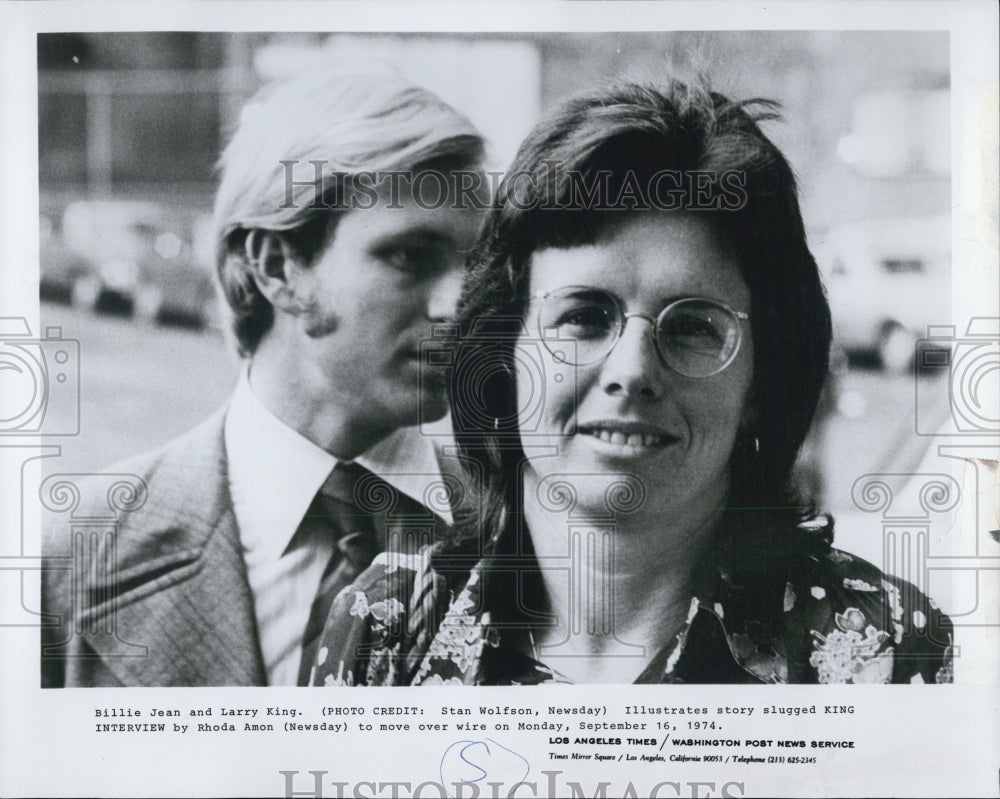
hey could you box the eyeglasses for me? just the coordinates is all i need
[532,286,749,378]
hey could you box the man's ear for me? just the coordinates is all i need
[244,230,308,313]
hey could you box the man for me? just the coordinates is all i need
[41,70,487,686]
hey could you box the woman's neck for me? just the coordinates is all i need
[520,473,723,683]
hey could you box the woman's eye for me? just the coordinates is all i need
[558,305,613,335]
[663,313,724,342]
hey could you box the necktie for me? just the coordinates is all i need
[297,462,383,685]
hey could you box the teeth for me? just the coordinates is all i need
[585,428,667,447]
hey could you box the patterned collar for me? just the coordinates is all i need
[311,517,952,686]
[409,549,786,685]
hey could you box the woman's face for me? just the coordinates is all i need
[516,211,754,526]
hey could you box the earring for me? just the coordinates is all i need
[493,418,500,431]
[753,436,760,454]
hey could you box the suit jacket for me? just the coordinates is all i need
[41,407,464,687]
[41,407,267,686]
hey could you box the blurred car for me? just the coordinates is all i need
[39,212,93,303]
[59,199,216,327]
[812,215,950,373]
[791,346,848,510]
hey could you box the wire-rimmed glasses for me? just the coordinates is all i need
[532,286,749,378]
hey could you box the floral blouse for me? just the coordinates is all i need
[305,531,954,687]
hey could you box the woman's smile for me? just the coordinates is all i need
[573,419,681,454]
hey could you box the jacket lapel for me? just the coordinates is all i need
[80,409,266,686]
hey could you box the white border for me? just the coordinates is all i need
[1,3,998,798]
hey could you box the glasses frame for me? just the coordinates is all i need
[530,286,750,378]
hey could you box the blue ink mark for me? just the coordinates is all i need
[439,738,530,798]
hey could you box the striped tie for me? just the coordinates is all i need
[296,462,382,686]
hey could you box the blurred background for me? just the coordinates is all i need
[36,31,956,564]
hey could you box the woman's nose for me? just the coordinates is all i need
[425,264,464,322]
[598,314,666,399]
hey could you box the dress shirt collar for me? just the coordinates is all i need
[356,418,454,526]
[225,370,336,562]
[225,369,453,561]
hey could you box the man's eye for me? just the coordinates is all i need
[383,246,420,268]
[379,245,449,274]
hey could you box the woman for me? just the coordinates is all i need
[307,79,954,685]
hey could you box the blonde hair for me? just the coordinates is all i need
[213,69,485,355]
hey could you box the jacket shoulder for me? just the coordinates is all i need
[43,407,228,544]
[40,409,232,687]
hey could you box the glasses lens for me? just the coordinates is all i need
[657,299,742,377]
[538,288,620,365]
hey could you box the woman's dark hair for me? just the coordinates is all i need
[449,78,833,631]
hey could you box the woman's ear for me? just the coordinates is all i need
[244,230,308,312]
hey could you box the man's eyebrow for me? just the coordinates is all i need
[369,227,459,247]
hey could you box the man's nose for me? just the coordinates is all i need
[426,265,465,321]
[598,314,666,399]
